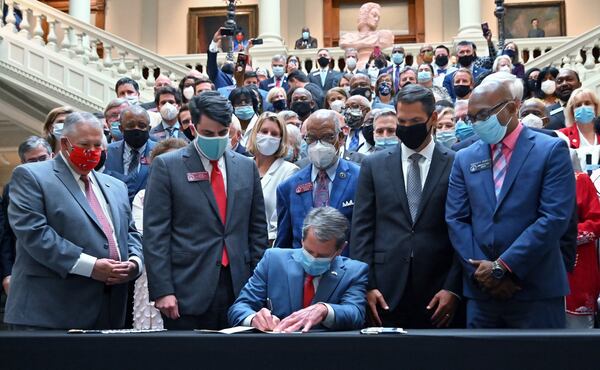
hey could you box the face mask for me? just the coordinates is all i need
[455,119,475,141]
[343,86,351,94]
[284,147,296,162]
[65,138,102,173]
[527,79,537,92]
[541,80,556,95]
[292,248,332,277]
[575,105,596,124]
[183,126,196,141]
[300,139,308,159]
[392,52,404,65]
[454,85,472,99]
[221,63,234,75]
[125,94,139,105]
[374,58,386,70]
[160,103,179,121]
[457,54,474,68]
[396,121,431,150]
[472,107,511,144]
[378,83,392,96]
[94,150,107,172]
[256,133,281,156]
[422,52,433,63]
[435,55,448,67]
[302,31,310,40]
[436,130,458,148]
[330,99,345,113]
[498,65,511,73]
[350,87,372,101]
[234,105,255,121]
[521,113,544,129]
[123,129,149,149]
[362,124,375,147]
[272,66,285,78]
[308,140,337,169]
[195,134,228,160]
[272,99,286,111]
[375,136,399,150]
[502,49,516,59]
[417,71,432,83]
[346,57,357,70]
[291,101,312,119]
[344,108,364,129]
[53,123,64,138]
[110,122,123,141]
[183,86,195,101]
[317,57,330,68]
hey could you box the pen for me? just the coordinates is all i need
[266,297,273,312]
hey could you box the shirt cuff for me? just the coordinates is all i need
[497,258,512,273]
[243,313,256,327]
[443,289,461,301]
[129,256,144,277]
[69,253,97,277]
[209,41,219,54]
[319,302,335,328]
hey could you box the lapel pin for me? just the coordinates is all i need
[339,172,347,179]
[331,271,338,276]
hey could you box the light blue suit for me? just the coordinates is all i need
[274,159,360,256]
[228,248,368,330]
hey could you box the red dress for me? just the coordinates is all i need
[566,172,600,315]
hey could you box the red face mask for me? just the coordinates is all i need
[66,138,102,173]
[236,34,244,42]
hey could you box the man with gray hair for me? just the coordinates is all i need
[4,112,143,329]
[259,54,289,92]
[229,206,368,332]
[104,97,130,142]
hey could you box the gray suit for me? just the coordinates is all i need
[143,145,268,316]
[4,155,143,329]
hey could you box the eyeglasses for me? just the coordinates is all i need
[304,134,337,145]
[466,100,510,123]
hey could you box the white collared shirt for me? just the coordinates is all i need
[123,142,147,175]
[194,140,228,194]
[311,159,339,196]
[161,121,181,139]
[401,138,435,191]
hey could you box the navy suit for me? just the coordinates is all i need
[446,126,575,328]
[309,69,341,93]
[228,248,368,330]
[207,49,234,89]
[234,144,252,157]
[274,159,359,255]
[443,66,488,101]
[104,140,157,203]
[259,76,289,92]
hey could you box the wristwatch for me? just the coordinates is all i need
[491,260,506,279]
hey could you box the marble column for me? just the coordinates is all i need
[257,0,283,46]
[69,0,91,23]
[457,0,482,38]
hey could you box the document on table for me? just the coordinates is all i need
[195,326,303,334]
[68,329,167,334]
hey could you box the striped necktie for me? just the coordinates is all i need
[493,144,507,199]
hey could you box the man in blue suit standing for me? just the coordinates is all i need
[275,110,360,256]
[443,41,488,101]
[207,28,235,90]
[446,75,575,328]
[104,106,156,203]
[229,207,368,332]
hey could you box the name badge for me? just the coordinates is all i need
[469,159,492,173]
[140,157,150,165]
[550,106,564,116]
[187,172,209,182]
[296,182,313,194]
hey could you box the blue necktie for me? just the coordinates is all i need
[349,130,360,152]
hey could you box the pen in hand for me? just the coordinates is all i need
[266,297,273,312]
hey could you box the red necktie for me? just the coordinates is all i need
[303,275,315,308]
[80,175,120,261]
[210,160,229,266]
[276,78,281,87]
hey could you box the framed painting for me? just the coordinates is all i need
[504,1,566,39]
[187,5,258,54]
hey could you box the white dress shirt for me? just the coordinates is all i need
[194,140,228,194]
[123,142,147,175]
[401,138,435,191]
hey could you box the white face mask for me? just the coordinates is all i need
[540,80,556,95]
[256,133,281,156]
[160,102,179,121]
[499,65,511,73]
[308,141,337,169]
[125,94,139,105]
[183,86,195,101]
[330,100,345,113]
[346,57,357,70]
[521,113,544,129]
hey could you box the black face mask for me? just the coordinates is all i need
[291,101,313,119]
[344,109,364,129]
[396,120,431,150]
[362,124,375,147]
[123,129,149,149]
[454,85,472,99]
[350,87,372,101]
[95,150,107,172]
[317,57,330,68]
[183,127,195,141]
[374,58,386,69]
[272,99,287,111]
[457,55,474,68]
[527,79,537,92]
[435,55,448,67]
[221,63,234,75]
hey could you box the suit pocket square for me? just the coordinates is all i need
[342,200,354,208]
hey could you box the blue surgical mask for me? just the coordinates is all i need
[284,147,295,162]
[292,248,333,277]
[374,136,399,150]
[436,130,457,148]
[272,66,285,78]
[417,71,432,83]
[472,111,510,145]
[234,106,255,121]
[575,105,596,124]
[455,119,475,141]
[302,31,310,40]
[392,53,404,65]
[195,134,228,160]
[110,121,123,141]
[299,139,308,159]
[53,123,64,138]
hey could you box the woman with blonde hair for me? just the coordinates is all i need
[246,112,299,242]
[266,86,287,113]
[558,88,600,149]
[43,106,75,153]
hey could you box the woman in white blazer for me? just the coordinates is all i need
[247,112,299,242]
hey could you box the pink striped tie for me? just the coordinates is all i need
[80,175,120,261]
[492,144,507,199]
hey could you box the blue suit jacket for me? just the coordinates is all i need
[274,159,360,255]
[259,76,289,92]
[443,66,488,101]
[446,126,575,301]
[207,49,234,89]
[228,248,368,330]
[104,140,157,203]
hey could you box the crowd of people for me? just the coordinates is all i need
[1,27,600,332]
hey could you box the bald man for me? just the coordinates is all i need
[290,88,317,122]
[275,110,360,256]
[446,78,575,328]
[141,75,173,111]
[345,94,372,155]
